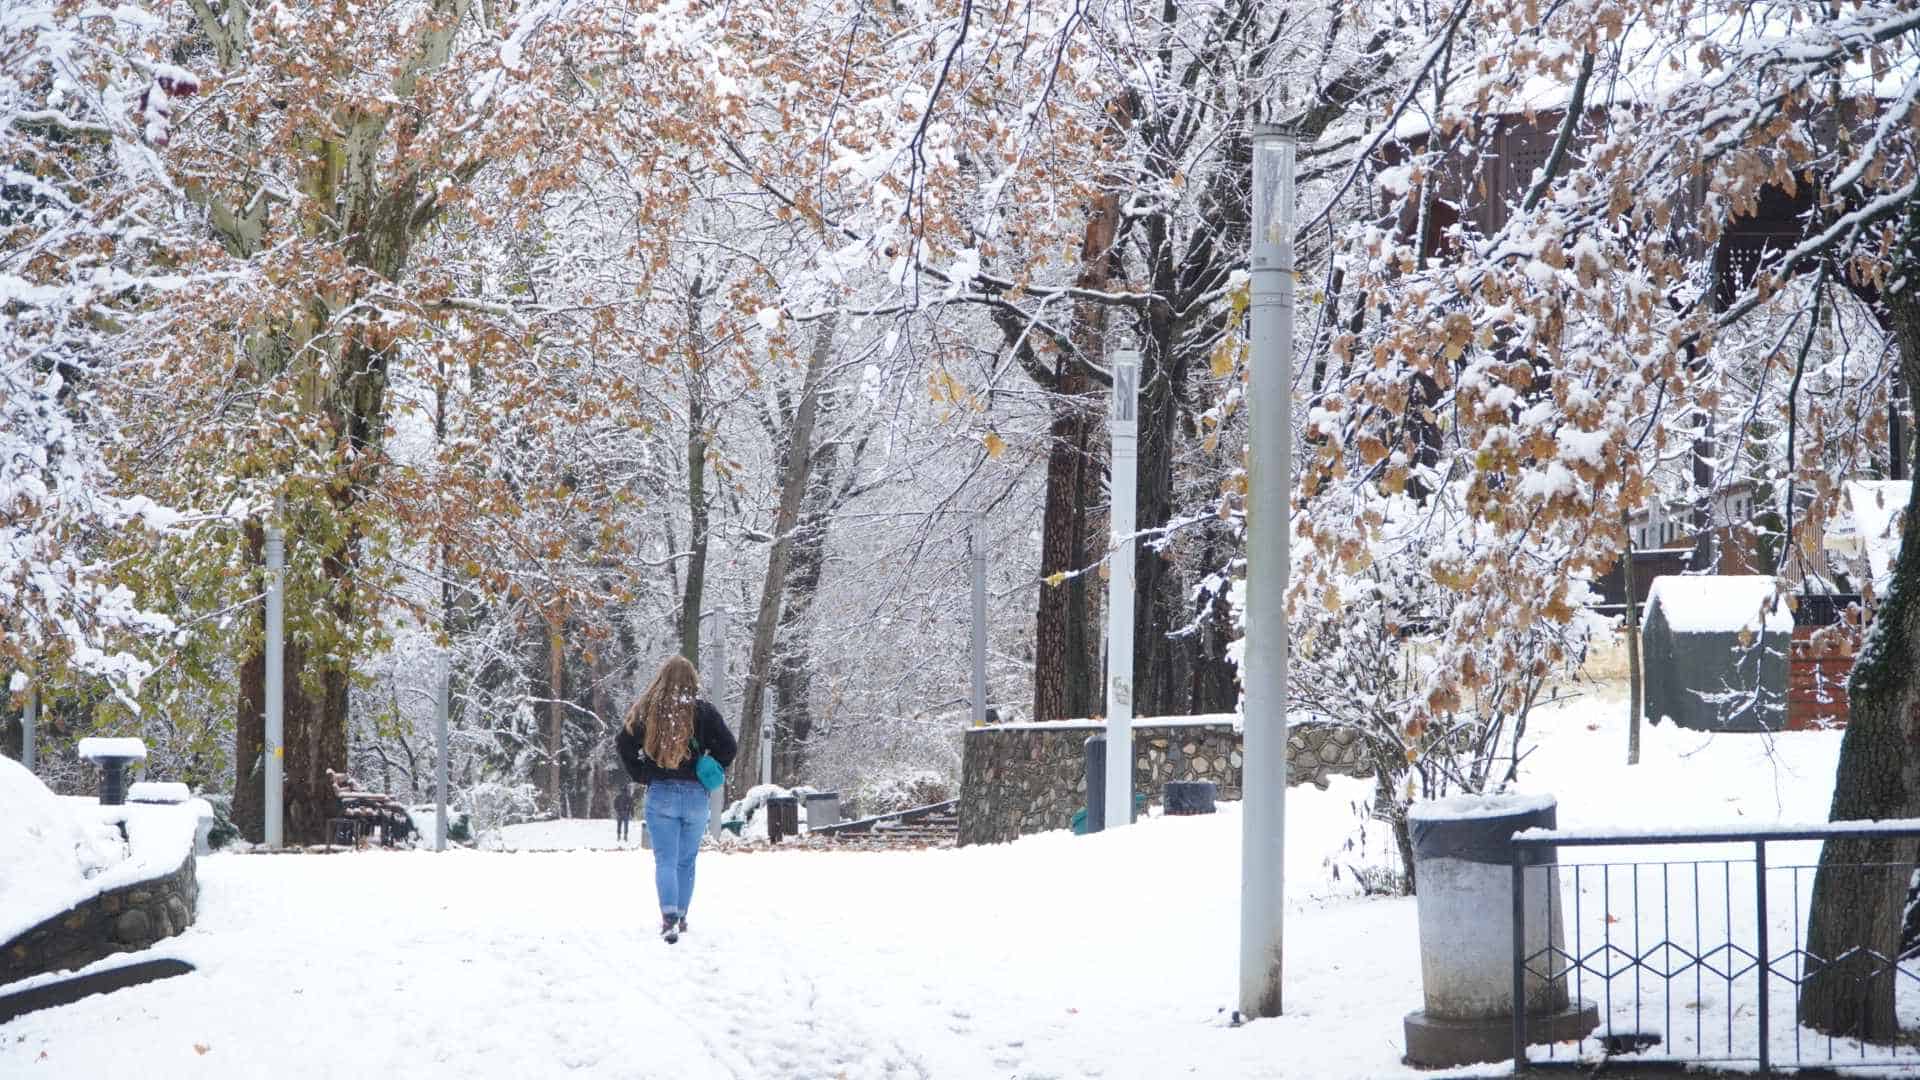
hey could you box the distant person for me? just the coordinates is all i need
[613,786,634,842]
[615,655,736,944]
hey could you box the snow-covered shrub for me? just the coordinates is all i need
[464,779,541,840]
[852,768,952,815]
[1260,493,1596,895]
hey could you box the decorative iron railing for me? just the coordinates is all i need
[1509,821,1920,1073]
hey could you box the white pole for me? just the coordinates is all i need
[1241,124,1295,1019]
[22,683,37,774]
[435,650,450,851]
[971,516,989,726]
[264,519,286,850]
[702,608,726,836]
[1104,350,1140,832]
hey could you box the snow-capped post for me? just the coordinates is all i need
[1240,123,1293,1020]
[1402,794,1595,1067]
[21,683,36,774]
[265,515,286,850]
[78,737,147,805]
[434,649,450,852]
[971,513,988,727]
[1104,349,1139,834]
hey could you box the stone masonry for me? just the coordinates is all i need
[958,719,1373,847]
[1,854,199,985]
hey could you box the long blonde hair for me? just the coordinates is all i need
[626,655,699,769]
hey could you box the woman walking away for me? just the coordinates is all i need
[615,655,736,943]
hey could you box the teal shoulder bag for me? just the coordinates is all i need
[690,734,725,793]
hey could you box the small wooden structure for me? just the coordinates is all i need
[1641,576,1790,733]
[1786,594,1865,730]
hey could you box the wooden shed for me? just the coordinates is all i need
[1641,576,1791,733]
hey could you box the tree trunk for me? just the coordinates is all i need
[771,442,838,786]
[1034,373,1102,721]
[681,273,710,665]
[732,318,833,799]
[1800,212,1920,1038]
[545,617,565,813]
[1035,112,1129,723]
[234,519,352,845]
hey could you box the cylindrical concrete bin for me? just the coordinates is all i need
[804,792,841,829]
[1403,793,1596,1068]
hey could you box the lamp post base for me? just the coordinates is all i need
[1404,1000,1598,1069]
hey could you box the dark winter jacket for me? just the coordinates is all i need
[613,790,634,818]
[615,699,738,786]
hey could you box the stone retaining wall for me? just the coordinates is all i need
[958,719,1373,847]
[1,855,199,984]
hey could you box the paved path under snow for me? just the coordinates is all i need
[0,801,1429,1080]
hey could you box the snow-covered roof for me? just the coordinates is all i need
[1844,480,1909,595]
[1387,12,1917,141]
[77,736,148,762]
[1409,791,1556,822]
[1646,575,1793,635]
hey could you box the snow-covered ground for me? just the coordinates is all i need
[483,816,646,851]
[0,687,1888,1078]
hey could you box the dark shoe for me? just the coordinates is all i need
[661,915,679,944]
[677,917,688,935]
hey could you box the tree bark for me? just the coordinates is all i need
[771,433,840,786]
[732,318,833,799]
[1034,369,1103,721]
[1034,101,1129,723]
[1800,208,1920,1038]
[681,273,710,666]
[545,617,565,813]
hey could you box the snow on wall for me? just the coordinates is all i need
[0,755,206,944]
[1409,791,1557,822]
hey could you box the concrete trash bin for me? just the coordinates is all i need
[804,792,841,829]
[1402,793,1596,1068]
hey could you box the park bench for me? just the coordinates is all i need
[324,769,413,848]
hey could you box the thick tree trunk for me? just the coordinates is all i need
[234,521,352,845]
[681,274,710,665]
[733,319,832,800]
[1035,119,1128,723]
[1800,219,1920,1038]
[771,447,837,786]
[1034,375,1102,721]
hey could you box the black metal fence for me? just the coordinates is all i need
[1509,822,1920,1073]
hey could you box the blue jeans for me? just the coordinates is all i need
[644,780,710,917]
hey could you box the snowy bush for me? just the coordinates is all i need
[465,779,542,841]
[851,768,952,815]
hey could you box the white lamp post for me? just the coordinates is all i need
[1104,350,1140,831]
[1240,123,1295,1019]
